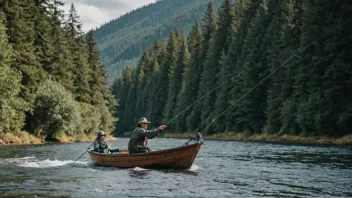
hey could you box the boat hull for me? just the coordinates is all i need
[87,143,202,170]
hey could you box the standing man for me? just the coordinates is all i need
[128,117,166,154]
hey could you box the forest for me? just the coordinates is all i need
[0,0,116,142]
[112,0,352,138]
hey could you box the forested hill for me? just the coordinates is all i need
[112,0,352,138]
[94,0,223,84]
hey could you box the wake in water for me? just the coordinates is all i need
[132,167,150,172]
[2,156,89,168]
[188,164,200,172]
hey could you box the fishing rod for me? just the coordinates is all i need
[73,142,94,163]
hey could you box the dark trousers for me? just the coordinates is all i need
[137,146,152,153]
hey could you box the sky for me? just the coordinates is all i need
[60,0,157,32]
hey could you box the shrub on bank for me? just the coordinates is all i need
[32,79,80,140]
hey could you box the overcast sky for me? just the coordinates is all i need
[60,0,157,32]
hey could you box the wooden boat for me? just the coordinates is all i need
[87,142,202,170]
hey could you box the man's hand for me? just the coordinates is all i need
[158,125,167,131]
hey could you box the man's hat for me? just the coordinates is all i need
[137,117,151,124]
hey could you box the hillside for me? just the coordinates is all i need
[94,0,223,84]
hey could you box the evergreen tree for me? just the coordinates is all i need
[32,0,54,70]
[154,29,178,124]
[64,3,83,38]
[114,67,134,134]
[134,49,149,120]
[0,11,27,132]
[164,33,190,131]
[64,4,90,103]
[176,22,202,132]
[187,2,217,131]
[86,30,108,105]
[226,0,262,132]
[1,0,46,102]
[47,5,74,91]
[294,0,324,135]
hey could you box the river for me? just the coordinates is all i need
[0,138,351,197]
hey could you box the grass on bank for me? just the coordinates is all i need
[0,131,43,145]
[163,132,352,145]
[0,131,117,145]
[54,132,117,143]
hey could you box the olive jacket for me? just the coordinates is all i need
[128,127,160,154]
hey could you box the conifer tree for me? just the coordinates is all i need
[294,0,323,135]
[47,2,74,91]
[1,0,46,102]
[32,0,54,70]
[188,2,217,131]
[164,33,190,131]
[154,30,178,124]
[64,4,91,103]
[176,22,202,132]
[0,11,27,132]
[114,67,133,134]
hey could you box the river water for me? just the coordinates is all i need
[0,138,351,197]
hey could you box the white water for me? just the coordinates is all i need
[2,156,88,168]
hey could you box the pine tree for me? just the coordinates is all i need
[134,49,149,120]
[64,3,83,39]
[226,0,262,132]
[64,4,90,103]
[86,30,107,105]
[1,0,46,103]
[164,33,190,131]
[47,5,74,91]
[196,0,236,134]
[294,0,324,135]
[188,2,217,131]
[0,11,27,132]
[114,67,134,134]
[176,22,202,132]
[154,29,178,124]
[32,0,54,70]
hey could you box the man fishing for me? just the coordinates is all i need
[128,117,166,153]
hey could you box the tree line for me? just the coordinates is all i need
[112,0,352,137]
[0,0,116,140]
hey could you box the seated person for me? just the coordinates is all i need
[128,117,166,154]
[93,131,119,153]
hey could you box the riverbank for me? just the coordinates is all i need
[0,131,43,145]
[2,131,351,146]
[0,131,117,146]
[162,132,352,145]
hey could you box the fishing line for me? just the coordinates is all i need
[165,77,234,126]
[199,23,342,134]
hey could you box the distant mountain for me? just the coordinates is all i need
[94,0,223,84]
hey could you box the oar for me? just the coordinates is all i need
[73,142,94,164]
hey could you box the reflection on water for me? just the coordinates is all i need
[0,138,351,197]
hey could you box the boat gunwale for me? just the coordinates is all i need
[87,142,203,157]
